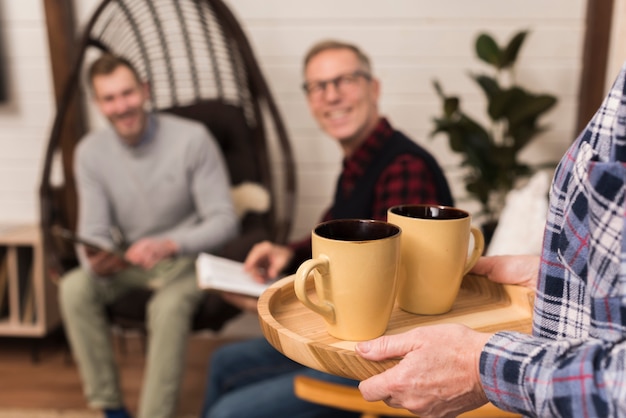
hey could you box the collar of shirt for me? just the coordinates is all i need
[340,117,394,196]
[117,112,157,150]
[135,112,157,147]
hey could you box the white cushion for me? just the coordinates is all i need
[486,171,550,256]
[231,181,271,219]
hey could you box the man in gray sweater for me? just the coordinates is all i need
[59,54,238,418]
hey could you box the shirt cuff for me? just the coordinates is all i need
[479,331,539,414]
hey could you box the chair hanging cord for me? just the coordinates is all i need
[115,0,156,106]
[143,0,178,106]
[196,0,225,99]
[172,1,200,102]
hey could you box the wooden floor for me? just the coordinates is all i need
[0,327,245,417]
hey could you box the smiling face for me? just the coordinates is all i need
[304,48,381,156]
[91,65,150,146]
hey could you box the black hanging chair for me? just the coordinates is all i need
[40,0,296,332]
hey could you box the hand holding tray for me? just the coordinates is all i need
[258,274,534,381]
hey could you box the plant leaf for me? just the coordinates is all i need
[475,33,502,67]
[472,74,500,101]
[508,124,547,151]
[501,30,528,68]
[444,97,460,117]
[430,113,491,155]
[432,80,445,99]
[466,178,491,206]
[507,93,557,125]
[487,88,522,120]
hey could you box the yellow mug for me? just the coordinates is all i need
[294,219,401,341]
[388,204,484,315]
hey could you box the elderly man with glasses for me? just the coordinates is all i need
[200,39,454,418]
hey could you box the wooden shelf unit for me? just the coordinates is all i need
[0,224,61,337]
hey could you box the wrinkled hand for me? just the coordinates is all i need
[85,247,128,276]
[357,324,492,418]
[243,241,293,283]
[125,238,179,270]
[471,255,539,290]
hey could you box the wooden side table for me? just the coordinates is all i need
[0,224,61,338]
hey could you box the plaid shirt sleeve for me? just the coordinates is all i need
[370,154,440,220]
[479,63,626,417]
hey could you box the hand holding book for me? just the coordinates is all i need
[196,253,273,297]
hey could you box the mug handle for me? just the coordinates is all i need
[462,226,485,275]
[294,256,335,324]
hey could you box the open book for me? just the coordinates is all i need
[196,253,271,297]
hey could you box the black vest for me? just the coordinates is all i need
[330,130,454,220]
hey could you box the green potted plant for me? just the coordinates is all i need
[430,30,557,231]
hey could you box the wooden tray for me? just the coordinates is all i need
[258,273,534,381]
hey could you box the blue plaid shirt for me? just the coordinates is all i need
[479,64,626,417]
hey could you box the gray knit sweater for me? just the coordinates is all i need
[74,112,238,261]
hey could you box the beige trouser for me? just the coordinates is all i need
[59,257,203,418]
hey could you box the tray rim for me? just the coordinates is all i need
[258,273,534,380]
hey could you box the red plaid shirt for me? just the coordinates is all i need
[289,118,442,262]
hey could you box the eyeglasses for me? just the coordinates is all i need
[302,70,372,99]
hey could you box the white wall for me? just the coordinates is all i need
[0,0,586,240]
[222,0,586,237]
[0,0,55,223]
